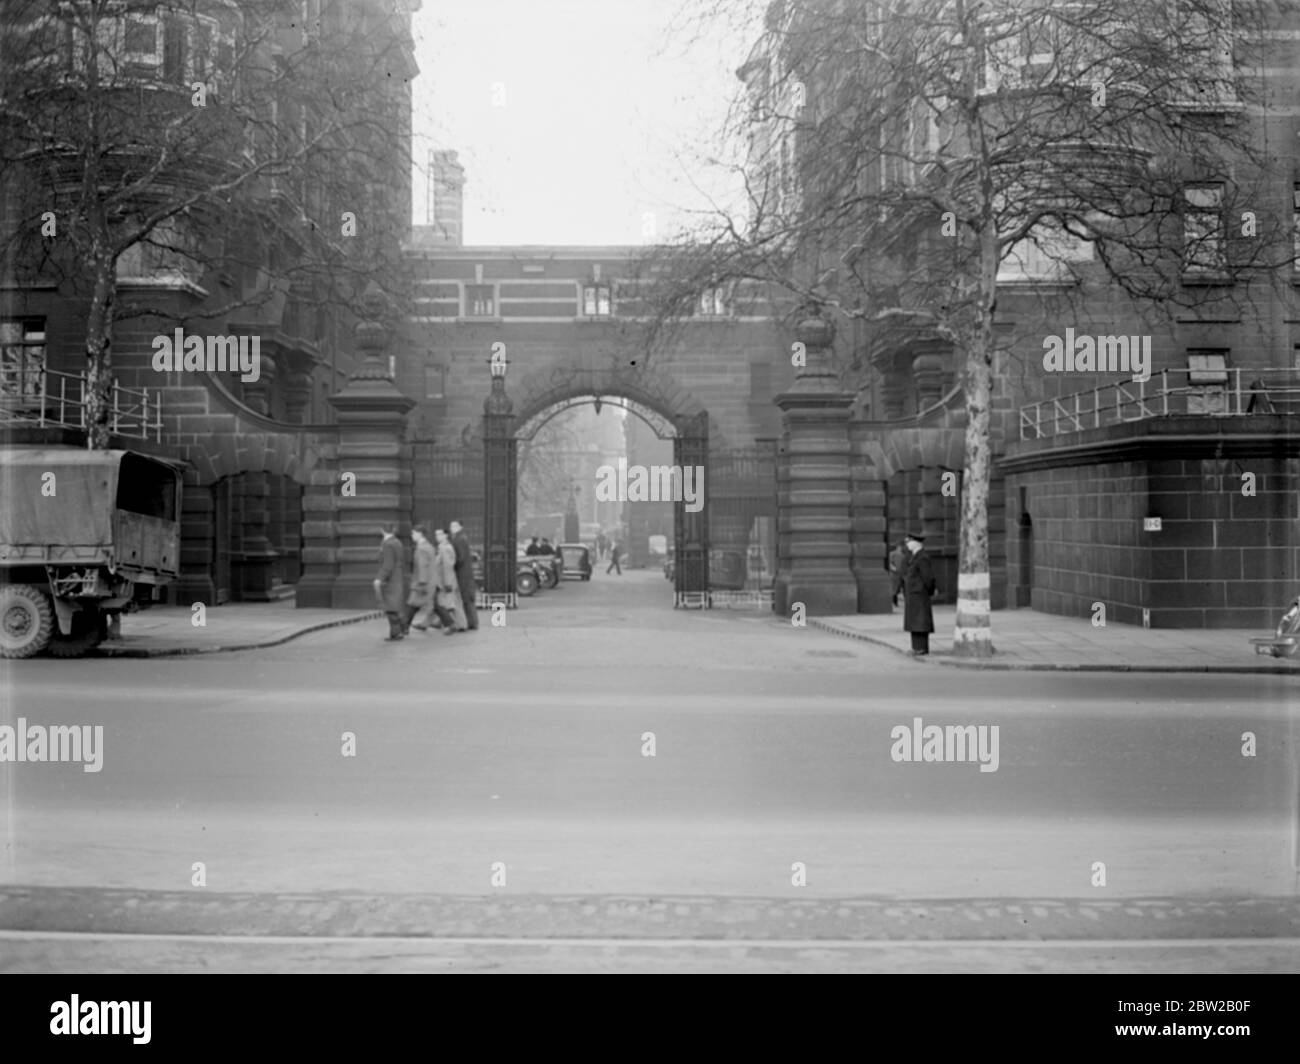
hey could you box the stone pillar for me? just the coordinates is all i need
[482,364,517,605]
[242,349,277,417]
[849,424,893,613]
[233,470,278,600]
[773,310,858,617]
[174,474,216,605]
[912,351,946,410]
[283,368,313,424]
[296,438,340,607]
[298,283,414,609]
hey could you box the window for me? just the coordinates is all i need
[583,283,611,316]
[162,16,187,85]
[999,224,1094,282]
[696,286,729,317]
[0,320,46,404]
[465,284,495,317]
[124,15,158,58]
[1183,185,1226,275]
[1186,350,1229,414]
[424,363,446,399]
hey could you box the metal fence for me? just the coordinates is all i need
[0,361,162,442]
[1019,367,1300,440]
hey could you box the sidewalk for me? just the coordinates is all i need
[98,599,380,657]
[813,605,1300,673]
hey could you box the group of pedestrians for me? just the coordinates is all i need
[374,520,479,642]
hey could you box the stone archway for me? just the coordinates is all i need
[483,359,713,607]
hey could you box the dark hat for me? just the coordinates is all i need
[905,531,926,542]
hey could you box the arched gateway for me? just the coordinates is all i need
[477,359,712,606]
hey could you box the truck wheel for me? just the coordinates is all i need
[0,584,54,659]
[47,609,104,658]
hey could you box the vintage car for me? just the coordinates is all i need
[0,447,182,658]
[472,550,542,596]
[556,543,592,581]
[532,550,563,589]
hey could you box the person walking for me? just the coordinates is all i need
[404,526,437,632]
[449,519,479,631]
[433,528,468,634]
[888,538,906,608]
[595,532,606,560]
[606,540,622,575]
[373,523,409,641]
[901,531,937,656]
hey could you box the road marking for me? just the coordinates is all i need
[1,930,1297,949]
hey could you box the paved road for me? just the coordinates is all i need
[1,569,1296,969]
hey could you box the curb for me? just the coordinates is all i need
[96,611,384,658]
[809,618,1300,675]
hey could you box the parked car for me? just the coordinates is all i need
[533,551,562,590]
[557,543,592,581]
[471,550,542,596]
[0,447,182,658]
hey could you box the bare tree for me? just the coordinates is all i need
[0,0,414,447]
[640,0,1297,655]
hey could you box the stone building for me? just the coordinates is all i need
[729,0,1300,628]
[1,0,422,610]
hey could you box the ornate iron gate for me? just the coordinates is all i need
[708,440,778,604]
[673,412,709,606]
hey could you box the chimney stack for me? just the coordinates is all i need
[428,149,465,246]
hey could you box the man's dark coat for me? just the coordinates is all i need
[376,535,409,613]
[902,548,937,634]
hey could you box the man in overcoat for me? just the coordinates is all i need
[901,531,937,655]
[432,527,467,634]
[448,519,479,631]
[374,524,409,641]
[404,526,438,632]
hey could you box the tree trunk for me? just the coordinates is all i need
[84,254,116,450]
[952,224,998,658]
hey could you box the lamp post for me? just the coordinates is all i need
[482,353,517,606]
[565,479,581,542]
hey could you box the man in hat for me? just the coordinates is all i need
[901,531,937,655]
[374,523,409,641]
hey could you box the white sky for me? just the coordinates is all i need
[410,0,755,246]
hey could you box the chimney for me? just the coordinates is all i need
[428,149,465,246]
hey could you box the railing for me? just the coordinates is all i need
[1018,368,1300,441]
[0,363,162,442]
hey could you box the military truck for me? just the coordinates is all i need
[0,447,182,657]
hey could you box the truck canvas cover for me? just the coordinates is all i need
[0,448,123,548]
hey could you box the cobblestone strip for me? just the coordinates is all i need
[2,888,1297,941]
